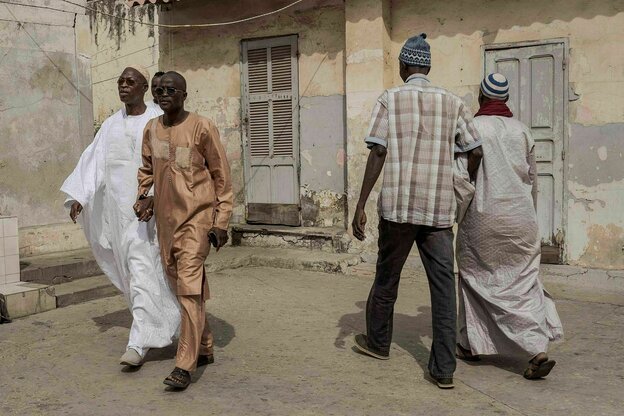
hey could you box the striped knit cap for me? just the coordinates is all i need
[399,33,431,67]
[480,73,509,100]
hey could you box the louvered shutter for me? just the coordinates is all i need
[242,35,300,225]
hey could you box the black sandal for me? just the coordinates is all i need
[163,367,191,389]
[524,353,556,380]
[197,354,214,367]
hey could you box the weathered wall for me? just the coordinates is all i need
[85,0,159,126]
[344,0,392,255]
[0,1,93,256]
[159,0,346,226]
[376,0,624,268]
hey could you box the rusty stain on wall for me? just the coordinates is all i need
[579,224,624,269]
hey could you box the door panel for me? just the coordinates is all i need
[242,35,300,225]
[485,42,566,263]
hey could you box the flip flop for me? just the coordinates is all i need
[524,355,556,379]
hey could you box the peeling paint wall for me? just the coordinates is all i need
[158,0,346,226]
[385,0,624,268]
[0,1,93,255]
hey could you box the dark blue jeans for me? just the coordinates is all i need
[366,218,457,378]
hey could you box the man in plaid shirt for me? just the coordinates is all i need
[351,33,483,389]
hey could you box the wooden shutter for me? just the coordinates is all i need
[242,35,300,225]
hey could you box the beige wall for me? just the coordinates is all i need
[0,1,93,256]
[388,0,624,268]
[159,0,346,226]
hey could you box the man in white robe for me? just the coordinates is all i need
[61,65,180,367]
[456,73,563,379]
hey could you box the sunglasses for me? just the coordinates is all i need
[117,78,138,86]
[155,86,186,96]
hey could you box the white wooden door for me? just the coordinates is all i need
[241,35,300,226]
[485,42,566,263]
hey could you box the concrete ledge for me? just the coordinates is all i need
[21,249,101,285]
[19,222,88,258]
[231,224,350,253]
[0,282,56,319]
[54,275,120,308]
[540,264,624,293]
[205,246,361,274]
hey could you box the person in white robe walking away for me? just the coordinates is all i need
[456,73,564,380]
[61,65,180,367]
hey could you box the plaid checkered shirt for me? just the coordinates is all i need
[365,74,481,227]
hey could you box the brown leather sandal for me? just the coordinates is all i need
[197,354,214,367]
[163,367,191,389]
[524,353,556,379]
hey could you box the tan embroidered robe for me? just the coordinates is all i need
[138,112,233,296]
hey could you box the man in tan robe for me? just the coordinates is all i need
[134,71,233,389]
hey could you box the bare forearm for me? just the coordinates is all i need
[357,145,387,208]
[467,146,483,182]
[528,150,538,211]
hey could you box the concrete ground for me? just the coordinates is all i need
[0,265,622,416]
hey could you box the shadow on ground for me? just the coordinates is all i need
[92,308,236,364]
[335,300,527,377]
[334,300,432,374]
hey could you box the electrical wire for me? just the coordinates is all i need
[63,0,307,28]
[0,0,77,15]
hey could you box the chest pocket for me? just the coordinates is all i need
[175,146,192,170]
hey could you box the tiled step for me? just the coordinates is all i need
[54,275,119,308]
[0,282,56,320]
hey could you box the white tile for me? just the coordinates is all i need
[5,273,20,284]
[0,256,5,277]
[3,217,18,237]
[0,238,4,256]
[0,219,4,238]
[4,236,18,256]
[5,255,19,275]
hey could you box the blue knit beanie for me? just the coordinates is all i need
[399,33,431,67]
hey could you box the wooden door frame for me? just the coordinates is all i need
[482,38,569,263]
[240,34,301,225]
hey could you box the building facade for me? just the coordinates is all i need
[52,0,624,268]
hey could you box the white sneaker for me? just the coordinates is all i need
[120,348,143,366]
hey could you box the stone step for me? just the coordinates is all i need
[20,249,101,285]
[205,246,362,274]
[10,246,362,311]
[231,224,350,253]
[0,282,56,320]
[54,275,119,308]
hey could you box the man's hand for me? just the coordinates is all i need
[133,196,154,222]
[209,227,228,252]
[351,205,367,241]
[69,201,83,224]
